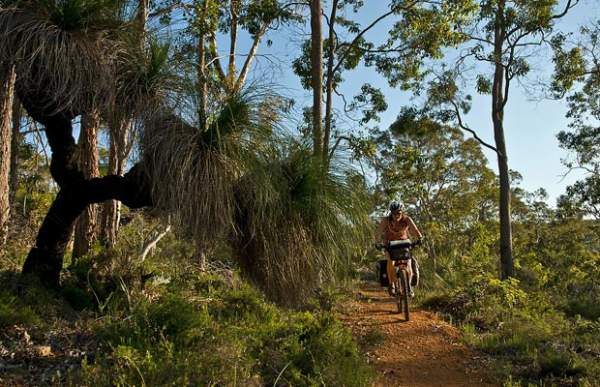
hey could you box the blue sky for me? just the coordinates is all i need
[217,0,598,205]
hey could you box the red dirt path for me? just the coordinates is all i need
[340,282,499,387]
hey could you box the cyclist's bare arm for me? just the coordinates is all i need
[407,216,423,240]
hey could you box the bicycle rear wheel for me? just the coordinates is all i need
[399,270,410,321]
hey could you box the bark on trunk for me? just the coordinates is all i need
[98,0,148,248]
[323,0,338,165]
[73,112,100,259]
[100,119,131,247]
[18,90,152,288]
[0,65,16,244]
[310,0,324,158]
[492,0,514,280]
[228,0,240,92]
[9,95,21,207]
[197,0,210,132]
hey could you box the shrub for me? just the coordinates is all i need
[77,274,374,386]
[0,291,39,328]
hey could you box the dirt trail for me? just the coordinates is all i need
[340,282,498,387]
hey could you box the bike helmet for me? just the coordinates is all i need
[389,200,402,213]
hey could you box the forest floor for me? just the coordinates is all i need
[340,282,499,387]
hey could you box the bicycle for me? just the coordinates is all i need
[376,239,421,321]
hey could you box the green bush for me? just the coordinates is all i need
[0,291,39,328]
[76,274,373,386]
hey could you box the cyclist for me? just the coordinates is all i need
[379,200,423,296]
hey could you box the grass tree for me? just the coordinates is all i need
[0,0,167,287]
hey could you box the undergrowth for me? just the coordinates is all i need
[419,273,600,386]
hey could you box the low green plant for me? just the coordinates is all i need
[75,272,374,386]
[0,291,39,328]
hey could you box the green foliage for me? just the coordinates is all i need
[36,0,126,31]
[419,214,600,385]
[552,24,600,220]
[77,273,373,386]
[0,291,39,328]
[234,141,372,306]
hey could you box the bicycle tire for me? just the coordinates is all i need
[399,270,410,321]
[395,278,402,314]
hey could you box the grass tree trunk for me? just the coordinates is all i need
[9,95,21,208]
[0,65,16,244]
[310,0,323,158]
[19,100,152,288]
[72,112,100,259]
[493,0,514,279]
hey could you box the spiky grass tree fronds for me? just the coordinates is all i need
[0,0,128,116]
[141,94,268,249]
[234,142,373,307]
[113,39,180,126]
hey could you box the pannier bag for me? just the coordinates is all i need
[378,259,389,287]
[387,239,412,261]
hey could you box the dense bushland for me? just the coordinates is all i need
[418,216,600,385]
[0,212,374,386]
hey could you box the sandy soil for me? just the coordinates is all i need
[340,282,499,387]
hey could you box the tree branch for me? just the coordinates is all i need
[235,23,268,92]
[332,9,395,75]
[449,100,502,156]
[208,34,228,86]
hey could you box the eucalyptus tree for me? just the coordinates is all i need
[72,112,100,258]
[552,22,600,219]
[366,108,497,273]
[100,0,150,248]
[414,0,578,279]
[294,0,475,166]
[202,0,299,97]
[9,94,21,209]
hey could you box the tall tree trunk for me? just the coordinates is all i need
[228,0,240,92]
[137,0,148,37]
[197,0,210,132]
[9,95,21,207]
[310,0,324,158]
[0,65,16,244]
[100,0,147,248]
[72,111,100,259]
[322,0,338,165]
[493,0,514,279]
[100,119,130,247]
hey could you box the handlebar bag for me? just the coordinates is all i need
[387,239,412,261]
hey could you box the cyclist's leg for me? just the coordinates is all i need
[386,253,397,294]
[411,257,420,287]
[406,261,414,297]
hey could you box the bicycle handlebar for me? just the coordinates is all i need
[374,239,423,251]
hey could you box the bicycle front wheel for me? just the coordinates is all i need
[399,270,410,321]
